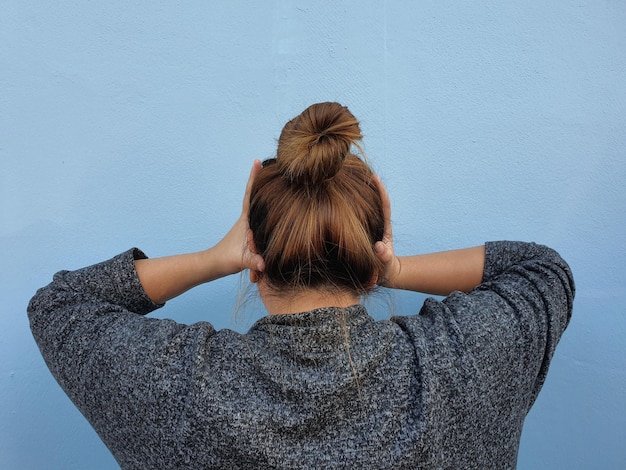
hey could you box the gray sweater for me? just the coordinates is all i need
[28,241,574,469]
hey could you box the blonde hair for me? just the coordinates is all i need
[249,102,384,295]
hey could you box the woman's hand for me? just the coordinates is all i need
[135,161,265,304]
[214,159,265,275]
[373,175,402,288]
[372,175,485,294]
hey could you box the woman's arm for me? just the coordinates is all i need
[389,246,485,296]
[135,160,265,304]
[373,175,485,295]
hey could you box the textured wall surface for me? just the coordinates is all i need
[2,2,625,468]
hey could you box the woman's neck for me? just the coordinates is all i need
[258,283,360,315]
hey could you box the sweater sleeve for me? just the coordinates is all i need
[28,249,165,372]
[27,249,217,461]
[451,241,575,406]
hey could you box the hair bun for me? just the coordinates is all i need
[276,102,363,186]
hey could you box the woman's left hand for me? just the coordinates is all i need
[135,160,265,304]
[214,159,266,276]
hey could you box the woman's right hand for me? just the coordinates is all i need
[373,175,402,288]
[372,174,485,295]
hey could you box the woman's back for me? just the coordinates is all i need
[28,103,574,469]
[29,241,572,469]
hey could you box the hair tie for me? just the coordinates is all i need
[309,132,327,150]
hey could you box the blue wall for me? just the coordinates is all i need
[2,2,625,468]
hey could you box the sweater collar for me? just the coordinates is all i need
[255,304,367,325]
[250,304,372,352]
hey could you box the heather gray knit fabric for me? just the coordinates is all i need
[28,241,574,469]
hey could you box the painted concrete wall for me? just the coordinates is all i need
[2,1,625,468]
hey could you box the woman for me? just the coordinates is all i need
[29,102,574,469]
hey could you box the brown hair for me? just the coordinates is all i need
[249,102,384,295]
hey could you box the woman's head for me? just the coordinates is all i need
[249,102,384,297]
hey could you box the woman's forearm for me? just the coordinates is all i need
[134,247,235,305]
[390,245,486,296]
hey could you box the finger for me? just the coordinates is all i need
[374,241,393,263]
[245,229,265,272]
[250,253,265,273]
[373,174,393,243]
[242,159,262,214]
